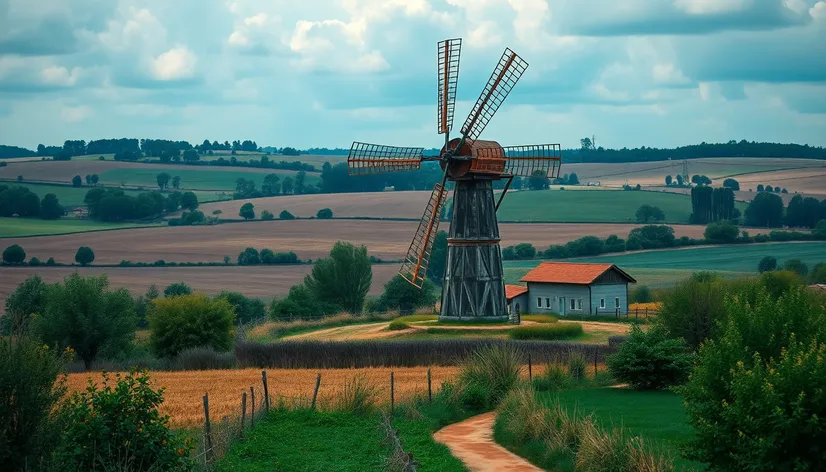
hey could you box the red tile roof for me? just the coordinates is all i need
[505,284,528,300]
[520,262,633,285]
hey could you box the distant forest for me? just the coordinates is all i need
[2,139,825,162]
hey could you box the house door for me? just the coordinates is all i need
[559,297,565,315]
[515,303,520,314]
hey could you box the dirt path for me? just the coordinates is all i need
[433,412,542,472]
[285,322,404,341]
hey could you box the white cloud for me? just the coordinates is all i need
[60,105,92,122]
[40,66,82,86]
[811,1,826,21]
[244,13,268,26]
[227,31,249,47]
[466,21,502,48]
[98,7,166,51]
[673,0,752,15]
[150,46,197,81]
[288,19,388,73]
[652,63,690,85]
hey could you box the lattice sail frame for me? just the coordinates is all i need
[438,38,462,135]
[347,142,425,175]
[502,144,562,178]
[400,182,448,288]
[460,48,528,141]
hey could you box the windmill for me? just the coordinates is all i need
[347,38,562,321]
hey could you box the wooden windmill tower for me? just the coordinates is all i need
[347,38,562,321]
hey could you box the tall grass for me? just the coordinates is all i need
[509,323,584,340]
[332,373,379,415]
[455,344,525,408]
[235,339,614,369]
[494,387,674,471]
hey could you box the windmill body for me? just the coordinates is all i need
[347,38,562,321]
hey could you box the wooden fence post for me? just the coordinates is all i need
[240,392,247,437]
[427,368,432,403]
[390,371,395,415]
[528,354,532,382]
[250,387,255,427]
[203,394,214,462]
[311,373,321,410]
[261,370,270,412]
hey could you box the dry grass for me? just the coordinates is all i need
[629,302,662,311]
[66,367,460,428]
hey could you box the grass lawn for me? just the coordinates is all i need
[546,388,704,471]
[495,189,747,224]
[394,418,468,472]
[0,217,163,237]
[98,168,320,191]
[216,410,390,471]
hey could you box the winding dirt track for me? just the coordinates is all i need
[433,412,542,472]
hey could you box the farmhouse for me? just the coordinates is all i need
[506,262,636,316]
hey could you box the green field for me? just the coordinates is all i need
[495,189,747,224]
[98,168,320,191]
[547,388,703,470]
[0,217,163,238]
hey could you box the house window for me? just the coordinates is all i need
[570,298,576,311]
[545,297,550,309]
[576,298,582,310]
[600,298,606,309]
[615,297,621,309]
[537,297,542,308]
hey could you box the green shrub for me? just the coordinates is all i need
[0,337,70,471]
[163,282,192,297]
[388,319,410,331]
[261,209,274,220]
[457,344,524,410]
[681,287,826,470]
[333,373,378,415]
[607,325,693,390]
[3,274,47,334]
[372,274,437,314]
[509,323,583,340]
[656,273,730,350]
[2,244,25,264]
[782,258,808,277]
[74,246,94,266]
[279,209,295,220]
[55,370,193,471]
[757,255,777,273]
[148,293,235,358]
[316,208,333,219]
[215,291,266,324]
[519,314,558,324]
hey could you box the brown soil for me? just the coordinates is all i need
[560,320,631,336]
[0,221,718,265]
[433,412,543,472]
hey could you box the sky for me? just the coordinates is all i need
[0,0,825,150]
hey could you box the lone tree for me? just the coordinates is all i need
[156,172,171,191]
[35,273,136,369]
[74,246,95,266]
[180,191,198,211]
[304,241,372,313]
[149,293,235,358]
[40,193,64,219]
[2,244,26,264]
[316,208,333,219]
[171,175,180,189]
[239,202,255,220]
[279,210,296,220]
[71,175,82,187]
[163,282,192,297]
[723,178,740,191]
[636,204,665,223]
[665,175,673,186]
[758,256,777,273]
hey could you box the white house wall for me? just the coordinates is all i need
[521,282,630,316]
[590,283,628,315]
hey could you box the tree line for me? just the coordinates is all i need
[0,185,65,219]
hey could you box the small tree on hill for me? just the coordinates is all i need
[317,208,333,219]
[74,246,95,266]
[723,178,740,191]
[149,293,235,358]
[665,175,672,186]
[279,209,296,220]
[72,175,82,187]
[40,193,64,219]
[180,191,198,211]
[171,175,180,189]
[782,259,808,277]
[261,210,274,220]
[237,247,260,265]
[373,274,437,314]
[2,274,47,334]
[607,325,694,390]
[304,241,372,313]
[239,202,255,220]
[156,172,170,191]
[758,256,777,273]
[3,244,26,264]
[90,174,98,186]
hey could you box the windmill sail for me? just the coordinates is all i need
[460,48,528,142]
[347,142,425,175]
[400,181,448,288]
[438,38,462,135]
[501,144,562,178]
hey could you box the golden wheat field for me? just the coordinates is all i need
[66,367,460,428]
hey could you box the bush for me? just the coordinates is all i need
[149,293,235,358]
[163,282,192,297]
[681,287,826,470]
[372,274,437,314]
[333,373,379,415]
[509,323,583,340]
[74,246,95,266]
[55,370,193,471]
[704,221,739,243]
[782,258,808,277]
[239,202,255,220]
[317,208,333,219]
[387,319,410,330]
[3,274,47,334]
[216,291,266,325]
[456,344,524,410]
[0,337,70,470]
[261,209,274,220]
[567,352,587,381]
[279,209,295,220]
[2,244,25,264]
[35,273,136,369]
[46,257,55,266]
[656,273,730,350]
[237,247,260,265]
[304,241,372,313]
[757,255,777,273]
[607,325,693,390]
[628,225,675,249]
[28,256,41,266]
